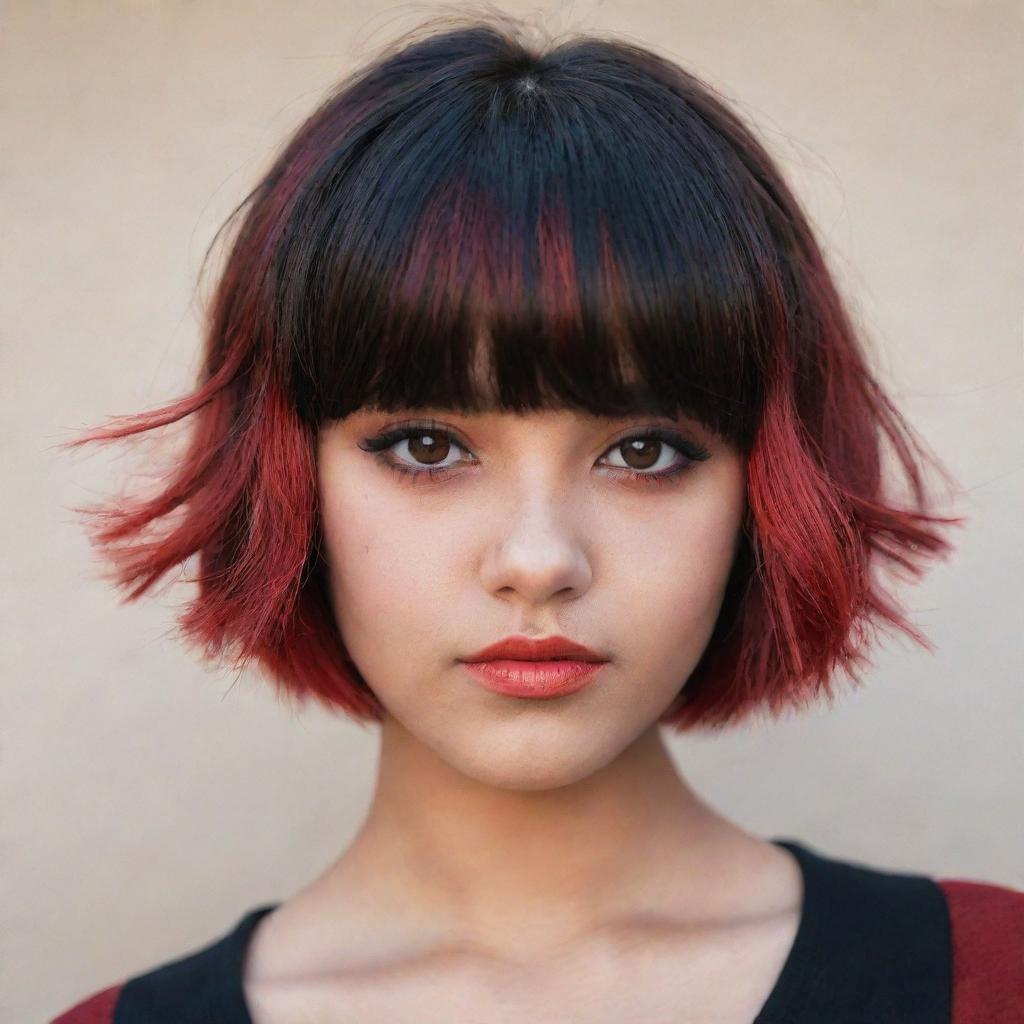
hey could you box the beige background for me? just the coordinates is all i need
[4,1,1022,1019]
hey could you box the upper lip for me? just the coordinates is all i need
[461,635,607,663]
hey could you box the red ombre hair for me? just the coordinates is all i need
[67,14,964,731]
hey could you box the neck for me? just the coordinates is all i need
[322,713,760,957]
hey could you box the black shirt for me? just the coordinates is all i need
[65,837,955,1022]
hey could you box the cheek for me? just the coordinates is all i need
[317,449,746,696]
[620,508,740,585]
[609,483,746,660]
[318,482,465,664]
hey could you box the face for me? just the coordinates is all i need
[316,406,747,791]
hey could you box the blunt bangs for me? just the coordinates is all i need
[273,36,775,449]
[68,15,963,731]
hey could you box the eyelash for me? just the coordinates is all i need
[356,420,712,488]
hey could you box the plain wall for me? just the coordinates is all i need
[3,1,1021,1020]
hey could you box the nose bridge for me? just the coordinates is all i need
[500,454,579,536]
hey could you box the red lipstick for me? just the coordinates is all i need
[460,635,608,699]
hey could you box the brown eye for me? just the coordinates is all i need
[599,429,709,479]
[356,422,471,478]
[406,431,451,465]
[618,437,662,470]
[359,422,710,485]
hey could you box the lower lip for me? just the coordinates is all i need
[461,659,607,699]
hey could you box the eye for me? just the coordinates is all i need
[356,421,471,484]
[356,421,712,486]
[382,429,465,469]
[602,434,689,474]
[597,428,712,485]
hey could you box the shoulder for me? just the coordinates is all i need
[936,875,1024,1023]
[49,904,277,1024]
[771,838,1023,1022]
[48,935,219,1024]
[49,983,123,1024]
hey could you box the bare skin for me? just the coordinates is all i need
[242,406,803,1022]
[243,725,802,1023]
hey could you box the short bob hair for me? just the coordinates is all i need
[71,14,962,731]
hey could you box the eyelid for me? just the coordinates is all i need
[361,418,473,452]
[363,417,701,447]
[357,419,712,467]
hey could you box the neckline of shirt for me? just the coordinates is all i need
[211,836,817,1024]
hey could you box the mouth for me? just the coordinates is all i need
[461,659,606,699]
[459,635,609,699]
[461,634,608,664]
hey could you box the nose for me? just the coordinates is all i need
[478,483,593,606]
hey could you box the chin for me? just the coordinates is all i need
[439,723,627,793]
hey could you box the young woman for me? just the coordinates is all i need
[53,15,1022,1024]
